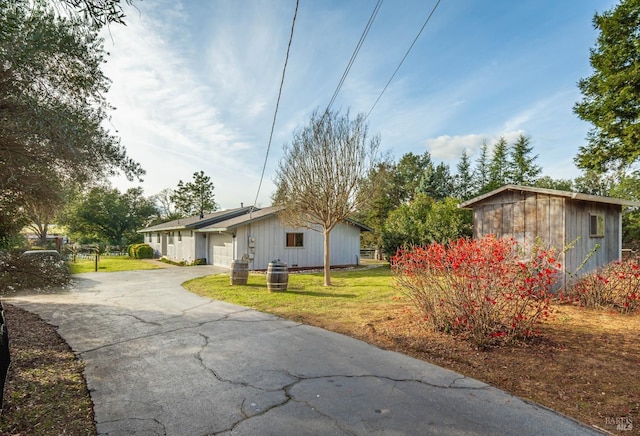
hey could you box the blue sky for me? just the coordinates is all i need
[103,0,618,209]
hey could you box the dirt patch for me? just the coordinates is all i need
[0,303,96,435]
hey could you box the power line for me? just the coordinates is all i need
[252,0,299,211]
[366,0,442,119]
[326,0,383,112]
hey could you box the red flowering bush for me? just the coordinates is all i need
[564,260,640,314]
[391,235,560,348]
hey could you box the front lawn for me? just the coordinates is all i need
[184,265,639,433]
[67,256,163,274]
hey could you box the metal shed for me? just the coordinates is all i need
[459,185,640,282]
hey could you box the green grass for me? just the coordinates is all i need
[67,256,163,274]
[184,265,401,325]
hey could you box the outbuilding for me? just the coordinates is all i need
[459,185,640,282]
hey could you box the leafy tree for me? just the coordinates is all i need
[609,170,640,246]
[574,0,640,171]
[63,187,157,245]
[453,149,475,200]
[0,0,143,248]
[392,151,432,204]
[509,134,541,185]
[150,188,182,224]
[486,137,509,192]
[171,171,218,218]
[572,169,619,196]
[534,176,573,191]
[356,158,397,257]
[274,109,379,286]
[58,0,134,27]
[381,195,472,256]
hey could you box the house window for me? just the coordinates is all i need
[168,232,174,244]
[178,231,182,242]
[590,214,605,238]
[286,232,304,247]
[156,233,160,243]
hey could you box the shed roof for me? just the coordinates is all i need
[459,185,640,209]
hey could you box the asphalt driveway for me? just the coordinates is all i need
[7,267,602,435]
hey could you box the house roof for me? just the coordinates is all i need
[199,206,284,232]
[140,207,255,232]
[199,206,373,233]
[459,184,640,209]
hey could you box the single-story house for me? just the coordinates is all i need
[138,206,371,270]
[459,185,640,282]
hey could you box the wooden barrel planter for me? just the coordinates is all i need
[230,260,249,285]
[266,261,288,292]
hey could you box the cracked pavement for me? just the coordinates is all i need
[7,266,602,435]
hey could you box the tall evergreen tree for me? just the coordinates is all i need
[574,0,640,171]
[473,141,490,194]
[171,171,218,218]
[509,134,541,185]
[416,162,452,200]
[454,149,475,200]
[486,137,509,192]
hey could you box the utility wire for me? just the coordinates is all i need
[252,0,299,213]
[326,0,383,112]
[366,0,442,119]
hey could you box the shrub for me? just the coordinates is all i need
[134,244,154,259]
[391,236,560,348]
[127,244,137,258]
[0,250,70,294]
[564,260,640,313]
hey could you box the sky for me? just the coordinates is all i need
[102,0,619,210]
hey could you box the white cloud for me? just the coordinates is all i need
[425,131,525,160]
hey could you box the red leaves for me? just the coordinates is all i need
[391,235,560,348]
[566,259,640,314]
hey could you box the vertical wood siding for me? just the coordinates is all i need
[471,190,622,281]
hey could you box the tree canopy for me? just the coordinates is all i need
[0,0,143,248]
[62,186,156,246]
[274,109,379,286]
[171,171,218,218]
[574,0,640,171]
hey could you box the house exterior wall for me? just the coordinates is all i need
[470,189,622,280]
[232,216,362,270]
[145,231,163,258]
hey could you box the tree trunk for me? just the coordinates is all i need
[323,228,331,286]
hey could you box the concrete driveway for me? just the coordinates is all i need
[7,267,602,435]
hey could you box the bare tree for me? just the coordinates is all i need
[274,109,379,286]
